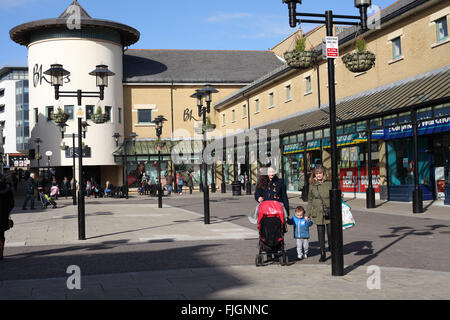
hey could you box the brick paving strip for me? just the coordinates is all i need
[0,264,449,300]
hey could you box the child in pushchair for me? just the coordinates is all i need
[254,200,288,266]
[39,191,57,209]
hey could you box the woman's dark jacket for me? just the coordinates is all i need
[254,175,290,216]
[0,182,14,232]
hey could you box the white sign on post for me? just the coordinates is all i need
[323,36,339,59]
[76,106,85,118]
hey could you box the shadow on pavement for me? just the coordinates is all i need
[343,223,449,275]
[0,243,252,299]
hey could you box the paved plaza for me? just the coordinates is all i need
[1,185,450,300]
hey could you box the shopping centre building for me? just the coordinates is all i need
[8,0,450,205]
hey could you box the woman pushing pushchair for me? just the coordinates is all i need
[252,165,290,266]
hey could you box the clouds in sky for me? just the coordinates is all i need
[0,0,37,8]
[205,12,293,40]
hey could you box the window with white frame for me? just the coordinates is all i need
[242,104,247,118]
[222,113,226,126]
[436,17,448,43]
[255,99,260,113]
[392,36,402,59]
[137,109,152,124]
[285,85,291,101]
[232,109,236,122]
[268,92,274,108]
[305,76,312,94]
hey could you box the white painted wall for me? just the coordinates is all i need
[0,80,19,155]
[28,38,124,168]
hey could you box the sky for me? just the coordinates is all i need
[0,0,399,67]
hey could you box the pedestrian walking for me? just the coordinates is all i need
[186,172,194,194]
[22,173,36,210]
[50,182,59,200]
[62,177,71,199]
[177,172,184,195]
[238,173,245,191]
[86,180,92,197]
[164,172,173,195]
[286,206,313,260]
[0,174,15,260]
[306,164,332,263]
[254,166,290,216]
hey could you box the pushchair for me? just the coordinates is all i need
[39,191,57,209]
[254,200,288,266]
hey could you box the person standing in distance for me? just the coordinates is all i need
[22,173,36,210]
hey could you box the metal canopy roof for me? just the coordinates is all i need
[256,65,450,137]
[113,140,211,156]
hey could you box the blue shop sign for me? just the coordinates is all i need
[372,116,450,140]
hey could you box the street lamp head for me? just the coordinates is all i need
[89,65,115,88]
[81,121,89,138]
[45,151,53,157]
[354,0,371,30]
[113,132,121,147]
[58,122,68,139]
[282,0,302,28]
[190,90,204,107]
[43,64,70,87]
[199,85,219,103]
[34,137,42,146]
[354,0,371,8]
[153,115,167,137]
[130,132,138,141]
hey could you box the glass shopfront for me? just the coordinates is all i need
[378,103,450,202]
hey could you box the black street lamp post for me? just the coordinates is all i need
[45,63,115,241]
[366,120,376,208]
[113,132,137,200]
[221,147,227,193]
[190,85,219,224]
[57,123,78,205]
[152,116,167,209]
[45,151,52,178]
[34,137,42,177]
[411,109,424,213]
[283,0,371,276]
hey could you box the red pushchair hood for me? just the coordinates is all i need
[257,200,286,230]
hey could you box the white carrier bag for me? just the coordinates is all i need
[342,200,355,230]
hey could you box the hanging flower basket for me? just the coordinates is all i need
[91,106,108,124]
[284,50,317,69]
[284,37,316,69]
[342,38,376,73]
[51,108,69,124]
[91,113,109,124]
[342,51,376,73]
[60,143,69,151]
[35,153,42,160]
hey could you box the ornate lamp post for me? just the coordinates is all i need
[190,85,219,224]
[282,0,371,276]
[33,137,42,177]
[45,63,114,240]
[58,123,77,205]
[113,132,137,199]
[45,150,53,178]
[153,115,167,209]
